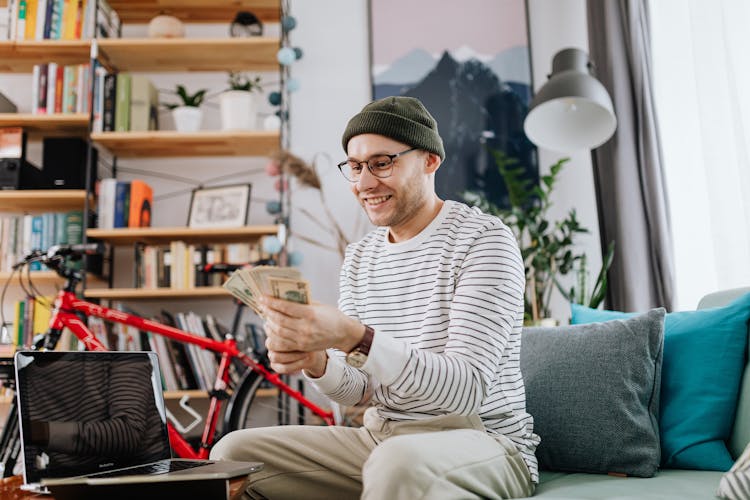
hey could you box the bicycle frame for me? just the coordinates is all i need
[47,288,335,459]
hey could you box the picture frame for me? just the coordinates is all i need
[369,0,538,209]
[187,183,252,228]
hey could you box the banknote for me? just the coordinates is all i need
[223,266,311,315]
[268,277,311,304]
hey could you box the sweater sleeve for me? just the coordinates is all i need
[305,244,370,407]
[365,223,525,415]
[47,359,155,456]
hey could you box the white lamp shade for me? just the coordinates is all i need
[524,48,617,152]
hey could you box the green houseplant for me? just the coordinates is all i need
[165,85,208,132]
[464,150,615,324]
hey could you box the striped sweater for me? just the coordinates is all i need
[310,200,540,482]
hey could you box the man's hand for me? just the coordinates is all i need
[260,296,364,353]
[267,350,328,378]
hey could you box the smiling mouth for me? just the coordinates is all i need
[364,195,392,206]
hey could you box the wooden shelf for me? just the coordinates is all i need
[87,225,279,245]
[90,130,280,157]
[163,387,277,400]
[0,40,91,73]
[0,190,89,212]
[0,113,89,137]
[0,271,106,286]
[96,37,279,72]
[108,0,281,24]
[85,286,231,300]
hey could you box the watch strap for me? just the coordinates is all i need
[351,324,374,356]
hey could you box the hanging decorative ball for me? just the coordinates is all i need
[262,236,283,255]
[287,250,304,266]
[274,178,289,192]
[286,78,300,92]
[268,91,282,106]
[263,114,282,131]
[293,47,303,60]
[265,200,282,215]
[264,159,281,176]
[277,47,296,65]
[275,110,289,121]
[280,15,297,33]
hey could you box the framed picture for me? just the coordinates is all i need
[369,0,538,209]
[187,183,252,228]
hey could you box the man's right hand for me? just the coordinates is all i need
[267,349,328,378]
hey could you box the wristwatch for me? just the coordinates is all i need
[345,325,374,368]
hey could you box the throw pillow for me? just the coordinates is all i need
[520,308,665,477]
[571,291,750,471]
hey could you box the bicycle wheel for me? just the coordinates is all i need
[223,368,276,432]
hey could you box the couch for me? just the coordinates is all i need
[522,287,750,499]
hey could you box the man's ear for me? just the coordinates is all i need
[424,152,442,174]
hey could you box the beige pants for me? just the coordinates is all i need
[210,407,533,500]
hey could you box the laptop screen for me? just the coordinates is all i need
[14,351,171,484]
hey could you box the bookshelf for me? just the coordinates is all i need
[0,190,90,212]
[0,112,89,136]
[85,287,230,300]
[108,0,281,24]
[163,388,277,401]
[88,225,280,245]
[0,270,105,286]
[0,40,91,72]
[90,130,281,157]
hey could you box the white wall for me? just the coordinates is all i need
[1,0,599,327]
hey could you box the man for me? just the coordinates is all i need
[211,96,539,499]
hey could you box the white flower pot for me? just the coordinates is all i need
[219,90,257,130]
[172,106,202,132]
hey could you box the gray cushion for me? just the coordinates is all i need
[520,308,665,477]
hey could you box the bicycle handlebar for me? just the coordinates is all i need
[14,243,104,271]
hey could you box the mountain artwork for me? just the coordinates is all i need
[370,0,538,209]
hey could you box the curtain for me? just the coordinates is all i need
[586,0,676,311]
[649,0,750,310]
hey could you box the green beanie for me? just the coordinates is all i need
[342,96,445,160]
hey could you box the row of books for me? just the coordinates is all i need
[5,299,251,393]
[30,62,91,115]
[96,178,153,229]
[0,211,84,272]
[9,295,52,350]
[88,307,245,392]
[135,242,264,289]
[92,69,159,133]
[0,0,120,41]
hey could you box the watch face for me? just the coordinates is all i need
[346,350,367,368]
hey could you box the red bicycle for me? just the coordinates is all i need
[0,244,334,474]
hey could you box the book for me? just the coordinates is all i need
[129,75,158,132]
[128,179,152,228]
[36,62,47,113]
[102,72,116,131]
[23,0,36,40]
[96,178,116,229]
[65,210,82,245]
[113,180,130,228]
[114,72,131,132]
[46,62,57,113]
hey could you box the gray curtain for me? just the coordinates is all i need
[587,0,675,311]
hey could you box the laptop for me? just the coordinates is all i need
[14,351,262,495]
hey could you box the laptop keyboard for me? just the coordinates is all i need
[91,459,212,478]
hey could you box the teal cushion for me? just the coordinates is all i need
[571,292,750,471]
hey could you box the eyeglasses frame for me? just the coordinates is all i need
[337,147,419,182]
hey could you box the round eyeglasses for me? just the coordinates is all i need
[337,147,418,182]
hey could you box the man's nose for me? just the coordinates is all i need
[356,165,379,190]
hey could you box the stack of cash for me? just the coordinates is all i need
[223,266,312,315]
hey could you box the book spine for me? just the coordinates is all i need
[114,72,131,132]
[113,181,130,228]
[36,62,48,114]
[102,72,116,131]
[34,0,46,39]
[41,0,53,38]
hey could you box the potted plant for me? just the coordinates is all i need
[219,72,263,130]
[164,85,207,132]
[464,150,615,325]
